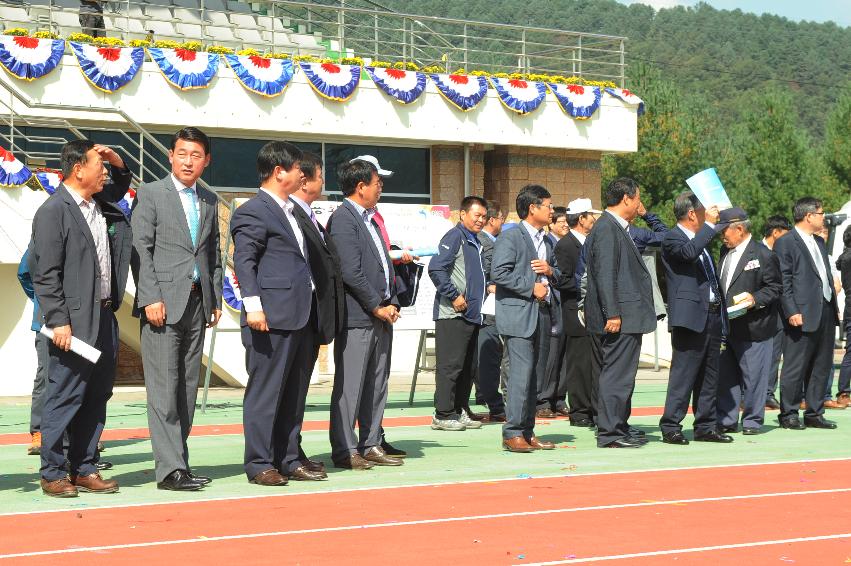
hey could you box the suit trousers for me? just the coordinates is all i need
[476,324,506,415]
[41,307,116,481]
[242,315,314,479]
[502,305,550,440]
[596,332,641,446]
[330,319,392,463]
[141,291,205,483]
[779,301,835,421]
[660,311,722,435]
[565,333,599,421]
[767,325,784,398]
[539,333,566,410]
[717,338,772,429]
[30,333,50,434]
[837,320,851,396]
[434,318,479,420]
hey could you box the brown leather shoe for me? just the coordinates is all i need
[536,408,558,418]
[526,436,555,450]
[41,476,78,498]
[800,401,807,410]
[838,393,851,407]
[71,472,119,494]
[503,437,534,453]
[824,399,846,410]
[300,458,326,473]
[555,407,571,417]
[288,465,327,481]
[481,413,506,424]
[250,468,288,486]
[362,446,403,466]
[334,453,374,470]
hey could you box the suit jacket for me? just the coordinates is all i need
[836,248,851,322]
[29,171,133,346]
[629,212,670,254]
[491,222,561,339]
[477,231,497,326]
[230,191,313,331]
[554,231,587,337]
[719,238,782,342]
[131,175,223,322]
[773,229,839,332]
[327,200,398,329]
[292,201,344,343]
[584,211,656,335]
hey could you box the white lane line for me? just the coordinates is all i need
[1,487,850,559]
[527,533,851,564]
[2,456,850,518]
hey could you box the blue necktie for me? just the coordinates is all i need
[182,188,200,281]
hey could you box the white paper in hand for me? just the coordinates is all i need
[481,294,496,316]
[39,326,102,364]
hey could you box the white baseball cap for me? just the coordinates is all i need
[566,198,602,215]
[350,155,394,177]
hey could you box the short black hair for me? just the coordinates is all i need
[762,214,792,238]
[516,184,551,219]
[171,127,210,155]
[338,159,376,197]
[604,177,639,207]
[843,225,851,248]
[300,151,323,181]
[792,197,822,223]
[673,190,702,221]
[551,206,567,225]
[485,203,504,221]
[461,195,488,212]
[60,139,96,178]
[257,141,303,184]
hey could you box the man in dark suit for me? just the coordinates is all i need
[131,127,223,491]
[231,141,324,486]
[585,178,656,448]
[328,158,402,469]
[659,191,732,445]
[492,184,560,453]
[774,197,840,430]
[30,139,132,497]
[761,215,792,410]
[716,208,782,435]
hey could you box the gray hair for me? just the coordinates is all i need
[727,219,752,233]
[673,191,703,221]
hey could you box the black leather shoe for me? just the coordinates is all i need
[765,396,781,410]
[602,437,643,448]
[96,461,113,471]
[742,427,760,435]
[628,427,646,437]
[288,465,327,481]
[627,434,649,445]
[380,440,407,458]
[779,417,806,430]
[662,431,689,445]
[804,416,838,429]
[157,470,205,491]
[187,471,212,485]
[719,425,738,434]
[694,431,734,443]
[570,418,595,428]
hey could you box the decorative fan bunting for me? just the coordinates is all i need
[225,54,294,98]
[114,187,136,218]
[223,267,243,312]
[34,170,63,194]
[489,77,547,115]
[70,42,144,93]
[0,36,64,81]
[300,62,360,102]
[429,74,488,112]
[605,87,646,116]
[147,47,219,91]
[548,84,602,119]
[365,66,427,104]
[0,146,33,187]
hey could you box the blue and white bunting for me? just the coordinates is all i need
[70,42,144,93]
[489,77,547,115]
[0,146,33,187]
[605,87,646,116]
[548,84,602,119]
[300,62,360,102]
[34,170,63,194]
[0,36,64,81]
[365,66,427,104]
[223,267,244,312]
[148,47,219,91]
[225,54,294,98]
[429,74,488,112]
[115,187,135,218]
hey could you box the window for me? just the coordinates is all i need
[324,144,430,204]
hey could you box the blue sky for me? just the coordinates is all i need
[616,0,851,27]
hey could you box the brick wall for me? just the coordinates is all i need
[430,146,485,207]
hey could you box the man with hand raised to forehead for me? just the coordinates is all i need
[131,127,222,491]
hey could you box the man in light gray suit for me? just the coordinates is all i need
[131,127,223,491]
[492,185,561,453]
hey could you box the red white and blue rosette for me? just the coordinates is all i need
[115,187,135,218]
[0,36,64,81]
[489,77,547,115]
[605,87,645,116]
[299,62,360,102]
[147,47,219,91]
[70,42,144,93]
[0,146,33,187]
[429,74,488,112]
[225,54,294,98]
[223,267,243,312]
[365,66,426,104]
[34,169,63,194]
[548,83,602,120]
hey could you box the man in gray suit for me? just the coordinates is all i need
[585,178,656,448]
[492,184,561,453]
[131,127,223,491]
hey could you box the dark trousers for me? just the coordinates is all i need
[596,332,641,446]
[476,324,505,415]
[538,333,566,410]
[502,306,550,440]
[434,318,479,420]
[660,311,722,435]
[79,14,104,37]
[767,325,784,399]
[779,301,835,421]
[30,333,50,434]
[565,333,599,421]
[717,338,772,428]
[837,320,851,396]
[41,307,116,481]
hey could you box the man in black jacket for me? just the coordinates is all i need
[715,208,782,435]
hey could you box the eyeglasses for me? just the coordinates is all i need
[535,203,554,210]
[809,211,825,216]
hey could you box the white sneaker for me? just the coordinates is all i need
[431,417,466,431]
[458,411,482,429]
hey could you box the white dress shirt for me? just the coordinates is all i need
[68,187,111,301]
[795,226,832,301]
[720,235,751,293]
[677,223,718,303]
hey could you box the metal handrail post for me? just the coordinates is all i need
[577,35,582,78]
[338,0,346,54]
[373,13,378,59]
[619,39,625,88]
[463,23,467,69]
